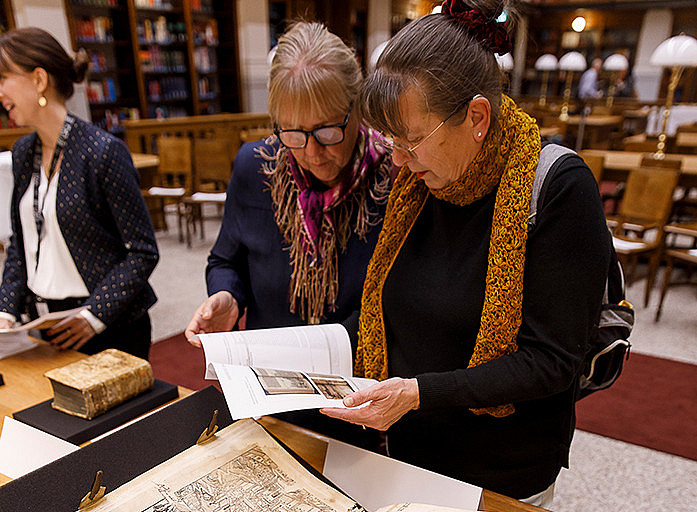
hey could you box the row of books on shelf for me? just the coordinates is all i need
[149,105,189,118]
[140,47,186,73]
[192,19,217,46]
[197,76,216,98]
[73,16,113,43]
[95,107,141,135]
[70,0,118,6]
[88,50,110,73]
[193,47,216,73]
[87,78,118,104]
[137,17,187,45]
[134,0,174,9]
[146,76,189,102]
[190,0,214,13]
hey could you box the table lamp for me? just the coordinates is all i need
[649,34,697,159]
[558,51,587,121]
[603,53,629,109]
[535,54,558,107]
[495,52,514,71]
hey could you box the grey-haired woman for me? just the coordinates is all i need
[322,1,611,506]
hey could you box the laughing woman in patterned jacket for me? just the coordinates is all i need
[0,28,158,359]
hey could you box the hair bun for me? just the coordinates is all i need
[440,0,512,54]
[73,47,90,83]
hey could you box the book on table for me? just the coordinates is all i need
[78,417,477,512]
[192,324,377,420]
[43,348,154,420]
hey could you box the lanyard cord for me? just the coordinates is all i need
[32,114,75,271]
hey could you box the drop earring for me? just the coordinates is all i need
[38,96,47,107]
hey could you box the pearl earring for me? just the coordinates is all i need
[38,96,47,107]
[477,131,482,137]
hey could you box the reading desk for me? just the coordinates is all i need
[0,344,549,512]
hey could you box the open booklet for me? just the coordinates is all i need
[0,307,85,333]
[193,324,377,420]
[0,307,85,360]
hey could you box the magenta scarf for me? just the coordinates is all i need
[288,125,389,262]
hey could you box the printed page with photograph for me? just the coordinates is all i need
[81,418,361,512]
[194,324,376,420]
[215,364,375,420]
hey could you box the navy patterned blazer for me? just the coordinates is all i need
[0,116,159,327]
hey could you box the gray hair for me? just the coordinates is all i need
[360,0,519,138]
[268,21,362,126]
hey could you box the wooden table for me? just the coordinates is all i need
[260,416,549,512]
[0,342,85,485]
[581,149,697,188]
[131,152,159,171]
[564,115,624,150]
[0,346,548,512]
[676,132,697,153]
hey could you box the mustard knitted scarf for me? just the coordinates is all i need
[355,95,541,417]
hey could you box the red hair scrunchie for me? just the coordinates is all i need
[440,0,512,54]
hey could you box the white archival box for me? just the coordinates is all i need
[323,438,482,512]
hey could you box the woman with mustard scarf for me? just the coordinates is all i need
[321,0,611,506]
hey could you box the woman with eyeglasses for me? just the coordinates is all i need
[185,21,392,447]
[321,0,611,506]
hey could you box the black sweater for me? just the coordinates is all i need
[382,155,611,498]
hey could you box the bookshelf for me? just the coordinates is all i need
[128,0,192,119]
[66,0,240,123]
[65,0,141,136]
[212,0,241,113]
[187,0,221,114]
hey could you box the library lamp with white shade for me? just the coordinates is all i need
[649,34,697,159]
[558,51,587,121]
[535,54,558,107]
[495,52,514,71]
[603,53,629,108]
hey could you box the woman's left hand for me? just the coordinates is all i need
[320,377,420,431]
[46,314,96,351]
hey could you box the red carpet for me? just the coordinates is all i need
[150,333,697,461]
[150,332,219,393]
[576,351,697,461]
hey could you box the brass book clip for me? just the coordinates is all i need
[196,409,219,445]
[78,470,106,509]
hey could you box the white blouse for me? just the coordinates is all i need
[14,168,105,333]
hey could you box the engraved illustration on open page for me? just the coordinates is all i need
[81,419,358,512]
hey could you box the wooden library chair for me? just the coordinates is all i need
[142,136,192,242]
[183,138,234,247]
[655,222,697,321]
[610,165,680,307]
[579,151,605,184]
[240,127,274,144]
[639,155,696,223]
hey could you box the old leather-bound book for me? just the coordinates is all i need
[44,349,154,420]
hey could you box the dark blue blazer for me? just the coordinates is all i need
[206,139,387,337]
[0,116,159,327]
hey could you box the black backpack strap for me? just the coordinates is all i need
[528,143,579,232]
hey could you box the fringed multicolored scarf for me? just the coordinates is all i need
[355,95,541,417]
[257,125,392,324]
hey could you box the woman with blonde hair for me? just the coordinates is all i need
[186,21,392,447]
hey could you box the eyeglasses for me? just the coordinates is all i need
[386,95,480,157]
[274,103,353,149]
